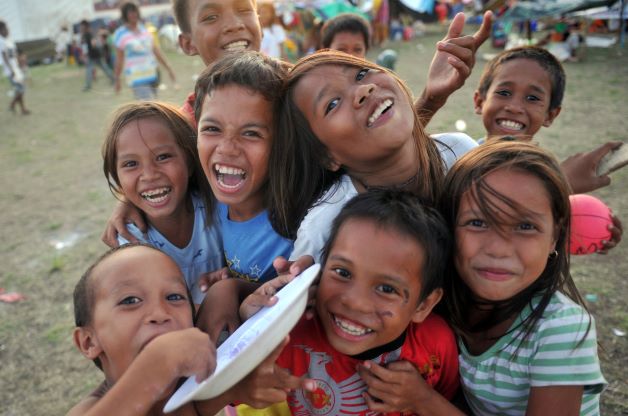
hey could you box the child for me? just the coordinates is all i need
[69,243,309,415]
[0,20,30,115]
[194,51,293,284]
[241,189,460,414]
[258,0,287,59]
[102,101,223,305]
[268,50,479,263]
[320,13,371,59]
[473,46,622,195]
[410,140,607,415]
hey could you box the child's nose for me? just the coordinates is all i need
[141,162,160,180]
[147,302,173,325]
[483,230,513,258]
[340,284,373,313]
[222,11,245,33]
[216,136,240,156]
[353,84,375,108]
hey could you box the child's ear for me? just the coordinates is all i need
[543,106,561,127]
[473,90,485,115]
[411,288,443,324]
[178,33,198,57]
[326,157,342,172]
[73,327,103,361]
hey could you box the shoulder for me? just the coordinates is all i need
[409,314,457,347]
[431,132,478,170]
[536,292,593,338]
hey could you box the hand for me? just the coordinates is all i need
[273,255,319,319]
[100,200,146,247]
[418,11,493,118]
[196,279,243,342]
[198,267,229,293]
[148,328,216,383]
[561,141,622,194]
[227,336,316,408]
[598,213,623,254]
[239,274,295,321]
[358,360,430,414]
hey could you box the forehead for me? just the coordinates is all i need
[202,85,273,118]
[91,247,186,294]
[116,117,177,148]
[331,31,366,45]
[492,58,552,89]
[192,0,256,11]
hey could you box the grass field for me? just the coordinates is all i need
[1,22,627,415]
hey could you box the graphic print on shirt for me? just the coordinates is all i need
[290,345,402,415]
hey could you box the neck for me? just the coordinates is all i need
[350,138,419,192]
[148,196,194,249]
[227,194,265,222]
[463,305,517,355]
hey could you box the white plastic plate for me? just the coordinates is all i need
[164,264,320,413]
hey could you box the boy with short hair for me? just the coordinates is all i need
[321,13,371,59]
[473,46,623,195]
[69,243,310,415]
[241,190,460,414]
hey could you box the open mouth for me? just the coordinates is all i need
[367,99,393,127]
[214,163,246,189]
[141,187,171,203]
[333,314,373,337]
[223,40,249,52]
[497,119,525,131]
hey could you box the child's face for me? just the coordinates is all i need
[454,168,557,302]
[115,118,191,223]
[317,218,435,356]
[81,247,193,382]
[179,0,262,66]
[329,31,367,59]
[258,3,274,27]
[294,65,414,172]
[474,59,560,137]
[197,85,272,221]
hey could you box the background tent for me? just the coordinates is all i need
[498,0,617,21]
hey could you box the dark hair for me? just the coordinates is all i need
[323,189,450,302]
[120,1,140,23]
[477,46,566,111]
[321,13,371,52]
[439,139,588,345]
[80,19,89,29]
[268,50,444,239]
[73,243,195,370]
[102,101,215,228]
[172,0,191,33]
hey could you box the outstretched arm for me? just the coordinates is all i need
[101,199,147,247]
[415,11,493,126]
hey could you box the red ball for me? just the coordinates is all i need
[569,194,612,255]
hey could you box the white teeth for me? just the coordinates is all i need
[498,119,524,130]
[333,315,373,336]
[140,187,171,203]
[214,163,245,175]
[367,99,393,127]
[223,40,248,51]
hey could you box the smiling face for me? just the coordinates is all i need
[80,246,193,383]
[293,64,415,172]
[197,84,272,221]
[474,59,560,137]
[454,168,557,302]
[329,31,367,59]
[115,117,191,225]
[179,0,262,66]
[316,218,438,355]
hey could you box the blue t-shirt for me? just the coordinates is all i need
[219,203,293,283]
[118,195,223,304]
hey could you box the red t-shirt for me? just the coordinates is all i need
[181,91,197,127]
[276,314,459,415]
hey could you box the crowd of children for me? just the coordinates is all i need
[62,0,623,414]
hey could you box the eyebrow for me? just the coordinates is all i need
[496,80,547,95]
[328,254,411,288]
[198,117,269,131]
[117,144,176,161]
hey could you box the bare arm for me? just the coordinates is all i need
[152,43,176,83]
[101,199,147,247]
[415,11,493,126]
[525,385,583,416]
[114,48,124,93]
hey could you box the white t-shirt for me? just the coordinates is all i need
[290,132,478,263]
[261,24,286,58]
[0,35,22,81]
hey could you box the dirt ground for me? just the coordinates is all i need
[1,22,626,415]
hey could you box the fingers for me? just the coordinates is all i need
[443,12,465,40]
[101,226,121,248]
[272,256,290,275]
[289,255,315,277]
[473,10,493,47]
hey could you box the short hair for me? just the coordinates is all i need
[321,13,371,51]
[477,46,566,110]
[120,1,140,23]
[80,20,89,28]
[193,50,288,125]
[102,101,215,228]
[321,189,451,303]
[74,243,195,370]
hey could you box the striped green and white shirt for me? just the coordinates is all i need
[459,292,606,416]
